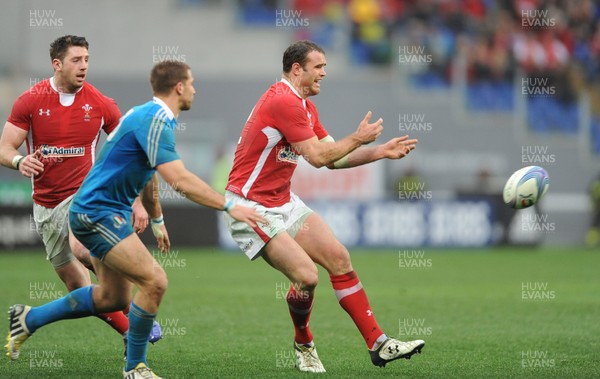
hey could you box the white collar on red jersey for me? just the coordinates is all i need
[280,78,307,109]
[280,78,303,99]
[152,96,175,120]
[49,77,83,106]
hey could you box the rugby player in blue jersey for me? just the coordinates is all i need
[6,60,266,379]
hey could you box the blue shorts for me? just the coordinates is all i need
[69,209,133,260]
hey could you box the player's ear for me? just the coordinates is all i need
[175,82,184,95]
[291,62,303,76]
[52,58,62,72]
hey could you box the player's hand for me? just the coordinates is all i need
[228,204,268,228]
[151,221,170,253]
[355,111,383,145]
[131,198,149,234]
[380,135,418,159]
[19,149,44,177]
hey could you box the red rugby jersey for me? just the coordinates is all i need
[7,78,121,208]
[226,79,329,207]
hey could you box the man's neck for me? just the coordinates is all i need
[281,75,307,99]
[154,95,179,118]
[52,75,79,94]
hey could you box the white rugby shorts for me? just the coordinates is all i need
[223,191,313,260]
[32,194,77,269]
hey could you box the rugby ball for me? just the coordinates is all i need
[503,166,549,209]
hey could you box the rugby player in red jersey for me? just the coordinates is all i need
[225,40,424,372]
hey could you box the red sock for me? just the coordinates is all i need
[330,271,383,349]
[97,311,129,335]
[287,285,314,344]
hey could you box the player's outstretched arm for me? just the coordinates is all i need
[156,159,267,227]
[0,122,44,177]
[325,135,418,169]
[292,111,383,168]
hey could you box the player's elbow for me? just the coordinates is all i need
[305,155,328,169]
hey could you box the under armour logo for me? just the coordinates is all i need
[387,345,400,354]
[366,310,373,316]
[39,109,50,116]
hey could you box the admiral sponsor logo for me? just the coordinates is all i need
[40,145,85,158]
[276,146,299,164]
[241,239,254,252]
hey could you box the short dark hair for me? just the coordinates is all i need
[49,35,89,62]
[282,40,325,73]
[150,61,191,95]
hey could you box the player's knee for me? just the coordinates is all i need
[299,268,319,291]
[329,245,352,273]
[147,270,168,300]
[91,286,130,312]
[71,246,87,261]
[55,261,90,291]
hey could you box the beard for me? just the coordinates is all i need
[180,99,192,111]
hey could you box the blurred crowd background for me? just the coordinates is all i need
[0,0,598,249]
[240,0,600,140]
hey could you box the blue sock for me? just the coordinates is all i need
[25,286,95,333]
[125,302,156,371]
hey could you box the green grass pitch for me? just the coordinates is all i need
[0,247,598,378]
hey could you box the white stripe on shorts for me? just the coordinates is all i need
[79,214,121,246]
